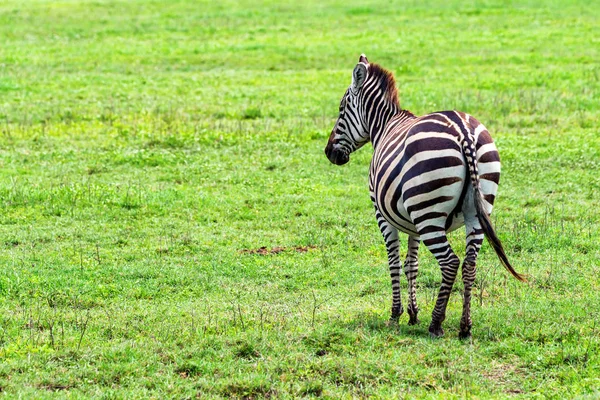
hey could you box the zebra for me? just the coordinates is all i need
[324,54,525,339]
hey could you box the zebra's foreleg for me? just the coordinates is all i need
[459,225,484,339]
[404,236,420,325]
[378,220,403,322]
[422,232,460,338]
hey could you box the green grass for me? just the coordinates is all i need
[1,0,599,397]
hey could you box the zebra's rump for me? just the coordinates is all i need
[369,111,500,237]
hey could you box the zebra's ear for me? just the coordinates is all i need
[351,63,368,93]
[359,53,369,64]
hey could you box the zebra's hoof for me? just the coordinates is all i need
[458,331,472,340]
[459,328,472,340]
[428,324,444,338]
[408,315,419,325]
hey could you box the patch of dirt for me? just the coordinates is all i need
[240,245,317,255]
[482,361,526,394]
[40,383,72,391]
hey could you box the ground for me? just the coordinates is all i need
[0,0,599,398]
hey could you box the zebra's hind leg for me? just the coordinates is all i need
[459,218,484,339]
[404,236,420,325]
[421,230,460,338]
[378,220,403,323]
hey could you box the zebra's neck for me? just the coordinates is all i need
[369,108,416,149]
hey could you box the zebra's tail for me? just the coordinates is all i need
[462,129,527,282]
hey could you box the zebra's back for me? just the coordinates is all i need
[370,110,500,238]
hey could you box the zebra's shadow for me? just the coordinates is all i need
[332,311,507,343]
[333,312,432,338]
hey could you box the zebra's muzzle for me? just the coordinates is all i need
[325,144,349,165]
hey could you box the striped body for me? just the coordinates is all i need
[325,55,524,338]
[369,111,500,239]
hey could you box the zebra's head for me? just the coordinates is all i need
[325,54,371,165]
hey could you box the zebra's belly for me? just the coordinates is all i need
[394,221,419,237]
[375,193,465,237]
[377,196,418,235]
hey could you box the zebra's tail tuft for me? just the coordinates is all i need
[472,187,527,282]
[463,128,526,282]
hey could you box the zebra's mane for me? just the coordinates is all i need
[368,63,399,106]
[368,63,416,118]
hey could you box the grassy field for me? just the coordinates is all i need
[1,0,599,397]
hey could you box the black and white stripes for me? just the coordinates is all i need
[325,55,525,338]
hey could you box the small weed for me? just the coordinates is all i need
[234,340,261,360]
[241,107,263,120]
[220,380,274,398]
[300,381,323,396]
[175,361,202,377]
[86,165,106,175]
